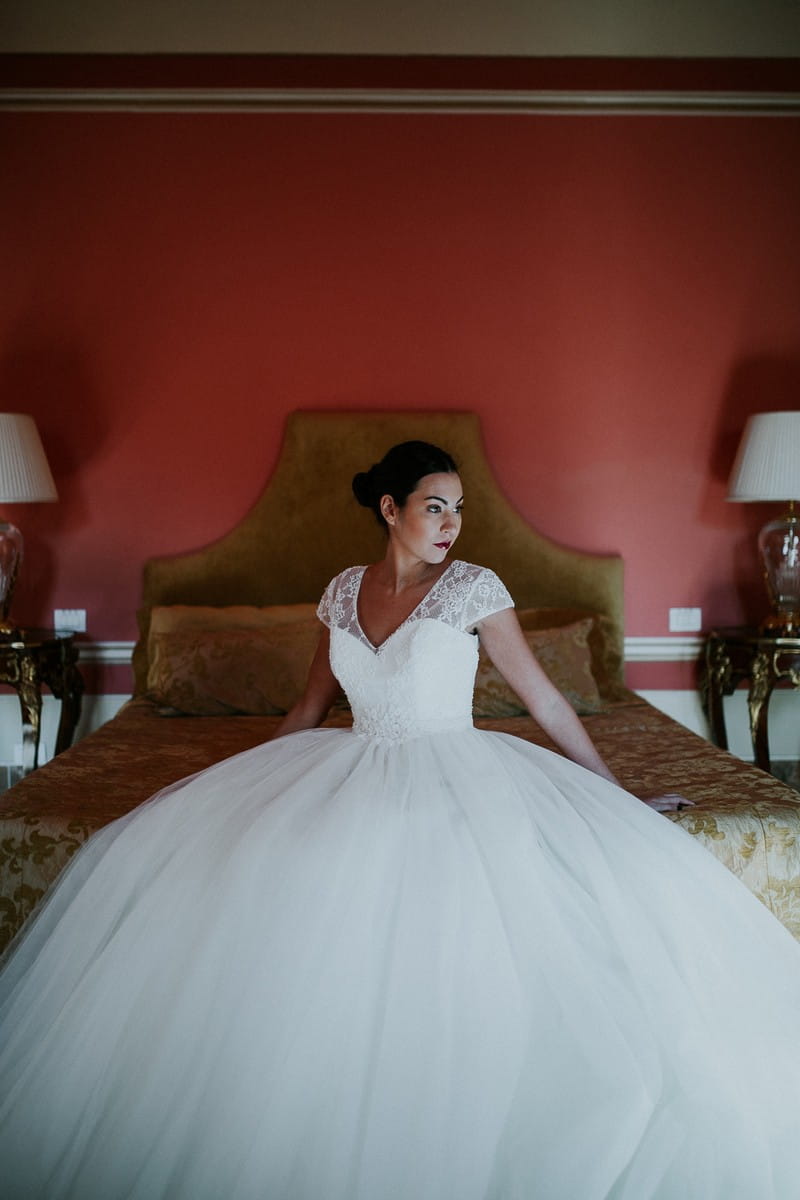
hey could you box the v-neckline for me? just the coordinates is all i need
[354,561,455,652]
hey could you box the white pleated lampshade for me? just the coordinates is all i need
[0,414,58,503]
[728,412,800,503]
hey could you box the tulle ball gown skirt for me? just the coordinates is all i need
[2,726,800,1199]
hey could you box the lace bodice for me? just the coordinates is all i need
[318,561,513,742]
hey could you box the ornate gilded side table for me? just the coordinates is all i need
[0,629,84,772]
[703,626,800,774]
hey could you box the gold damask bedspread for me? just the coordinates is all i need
[2,695,799,953]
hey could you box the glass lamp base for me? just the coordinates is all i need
[0,520,23,633]
[759,511,800,634]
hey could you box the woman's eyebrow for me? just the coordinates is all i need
[425,495,464,504]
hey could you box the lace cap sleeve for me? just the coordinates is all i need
[316,576,336,628]
[461,566,514,630]
[316,566,364,631]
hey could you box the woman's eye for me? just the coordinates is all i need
[427,505,441,513]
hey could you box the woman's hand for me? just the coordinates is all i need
[640,793,695,812]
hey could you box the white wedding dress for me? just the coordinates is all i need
[2,560,800,1199]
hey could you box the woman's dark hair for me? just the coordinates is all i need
[352,441,458,527]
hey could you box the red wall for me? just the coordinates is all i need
[1,78,799,692]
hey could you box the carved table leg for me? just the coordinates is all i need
[704,641,732,749]
[54,660,84,755]
[748,649,775,773]
[15,653,43,772]
[44,641,85,755]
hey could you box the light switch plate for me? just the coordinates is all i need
[53,608,87,633]
[669,607,702,633]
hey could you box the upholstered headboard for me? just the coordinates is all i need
[133,412,623,692]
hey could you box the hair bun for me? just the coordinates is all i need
[352,441,457,528]
[351,469,375,508]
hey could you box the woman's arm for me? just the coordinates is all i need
[477,609,692,809]
[271,627,342,739]
[476,608,620,783]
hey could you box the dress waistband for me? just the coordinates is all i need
[352,716,473,745]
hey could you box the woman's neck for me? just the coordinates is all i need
[370,550,446,595]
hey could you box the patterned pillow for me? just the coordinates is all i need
[516,607,624,701]
[146,605,322,716]
[473,618,603,717]
[148,603,319,637]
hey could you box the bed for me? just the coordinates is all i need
[2,410,800,953]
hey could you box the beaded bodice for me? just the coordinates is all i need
[318,562,512,743]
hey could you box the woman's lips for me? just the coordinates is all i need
[435,542,451,550]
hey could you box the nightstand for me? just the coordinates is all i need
[0,629,84,772]
[703,626,800,774]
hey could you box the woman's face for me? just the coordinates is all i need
[381,472,463,563]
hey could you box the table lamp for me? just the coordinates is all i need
[0,414,58,634]
[728,411,800,633]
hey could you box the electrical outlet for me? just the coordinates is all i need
[669,607,702,633]
[53,608,87,633]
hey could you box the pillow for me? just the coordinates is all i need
[473,618,603,717]
[148,603,319,637]
[516,607,625,701]
[146,605,322,716]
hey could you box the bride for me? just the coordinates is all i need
[2,439,800,1199]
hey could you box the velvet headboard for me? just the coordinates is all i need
[133,412,623,693]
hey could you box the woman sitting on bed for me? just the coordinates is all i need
[2,439,800,1200]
